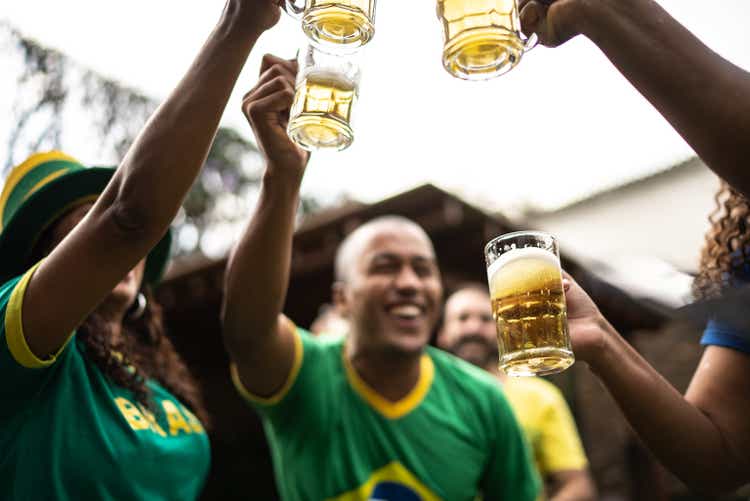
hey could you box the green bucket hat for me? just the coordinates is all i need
[0,151,172,285]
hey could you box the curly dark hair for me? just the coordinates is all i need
[693,181,750,301]
[77,290,209,425]
[29,211,209,426]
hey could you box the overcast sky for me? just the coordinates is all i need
[3,0,750,212]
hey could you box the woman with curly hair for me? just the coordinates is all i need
[558,184,750,496]
[0,2,282,499]
[515,0,750,494]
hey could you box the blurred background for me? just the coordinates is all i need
[3,0,750,499]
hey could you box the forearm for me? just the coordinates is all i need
[588,318,742,493]
[223,170,302,356]
[106,2,262,237]
[579,0,750,195]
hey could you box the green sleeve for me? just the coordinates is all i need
[0,265,75,420]
[481,387,541,501]
[231,328,336,433]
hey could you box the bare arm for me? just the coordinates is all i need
[565,274,750,495]
[22,1,281,359]
[547,470,596,501]
[221,55,310,398]
[521,0,750,197]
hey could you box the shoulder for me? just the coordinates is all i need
[298,327,344,355]
[507,376,563,400]
[296,327,344,376]
[505,377,568,414]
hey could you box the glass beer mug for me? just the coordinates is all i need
[484,231,575,376]
[287,44,362,152]
[437,0,537,80]
[284,0,377,50]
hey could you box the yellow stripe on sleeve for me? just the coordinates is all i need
[5,262,75,369]
[230,323,304,406]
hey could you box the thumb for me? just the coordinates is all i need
[520,1,547,38]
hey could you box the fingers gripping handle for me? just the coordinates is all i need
[524,32,538,52]
[282,0,305,18]
[522,0,553,51]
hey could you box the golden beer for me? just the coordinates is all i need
[298,0,376,48]
[487,246,574,376]
[288,71,357,152]
[437,0,528,80]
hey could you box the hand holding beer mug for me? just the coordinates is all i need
[284,0,376,50]
[287,44,361,151]
[484,231,574,376]
[437,0,538,80]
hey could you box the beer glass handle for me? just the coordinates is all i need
[523,32,539,52]
[283,0,306,18]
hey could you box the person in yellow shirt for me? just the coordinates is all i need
[438,284,597,501]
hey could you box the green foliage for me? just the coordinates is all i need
[2,22,322,259]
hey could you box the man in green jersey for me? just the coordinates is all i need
[222,55,540,501]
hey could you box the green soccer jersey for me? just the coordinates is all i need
[0,266,210,501]
[232,328,540,501]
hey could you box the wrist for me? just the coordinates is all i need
[584,314,621,374]
[564,0,606,41]
[262,166,305,195]
[220,0,267,40]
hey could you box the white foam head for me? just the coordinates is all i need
[301,69,357,90]
[487,246,559,284]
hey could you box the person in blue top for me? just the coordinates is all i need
[0,2,282,500]
[520,0,750,495]
[560,183,750,497]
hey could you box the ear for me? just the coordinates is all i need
[332,281,349,317]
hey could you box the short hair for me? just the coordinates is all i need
[445,282,490,306]
[334,216,434,283]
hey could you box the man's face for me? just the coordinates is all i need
[339,226,442,356]
[440,289,498,368]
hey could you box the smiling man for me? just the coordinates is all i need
[221,56,540,501]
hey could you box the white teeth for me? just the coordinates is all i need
[391,305,421,318]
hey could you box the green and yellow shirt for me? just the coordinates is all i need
[0,266,210,501]
[232,329,540,501]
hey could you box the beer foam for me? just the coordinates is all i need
[487,246,559,286]
[301,69,357,90]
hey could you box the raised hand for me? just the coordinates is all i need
[232,0,283,36]
[242,54,309,178]
[561,271,613,365]
[518,0,585,48]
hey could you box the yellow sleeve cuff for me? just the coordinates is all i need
[230,325,304,407]
[5,262,75,369]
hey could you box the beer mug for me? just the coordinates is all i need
[284,0,376,50]
[287,44,361,152]
[484,231,575,376]
[437,0,537,80]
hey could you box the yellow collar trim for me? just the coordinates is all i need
[343,350,434,420]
